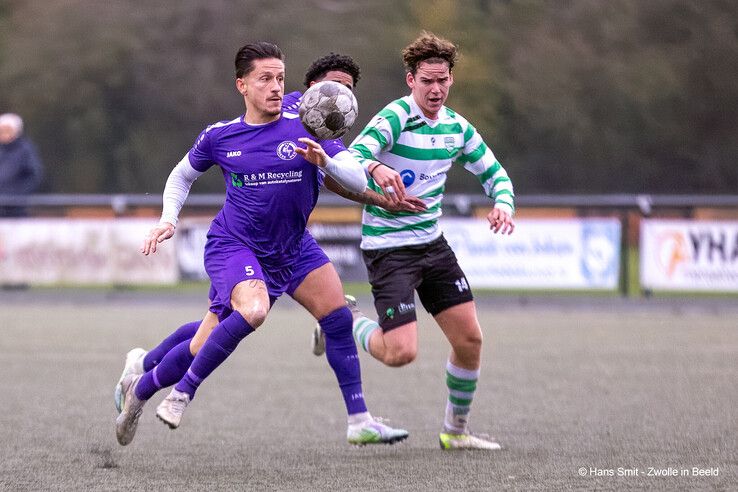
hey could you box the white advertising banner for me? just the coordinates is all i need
[0,219,178,285]
[640,220,738,291]
[442,218,621,289]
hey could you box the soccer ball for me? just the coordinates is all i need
[299,81,358,140]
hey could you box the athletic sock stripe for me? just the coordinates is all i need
[446,372,478,392]
[448,395,473,406]
[358,325,376,351]
[355,318,376,331]
[186,368,203,385]
[446,363,481,380]
[449,389,475,400]
[151,366,162,389]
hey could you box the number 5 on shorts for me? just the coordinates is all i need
[244,265,255,276]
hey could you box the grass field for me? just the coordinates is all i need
[0,291,736,490]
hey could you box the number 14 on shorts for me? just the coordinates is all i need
[455,277,469,292]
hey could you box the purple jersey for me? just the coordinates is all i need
[282,91,302,114]
[188,113,345,266]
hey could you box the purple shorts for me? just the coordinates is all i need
[206,230,330,320]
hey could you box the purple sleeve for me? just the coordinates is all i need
[187,128,215,172]
[319,138,347,158]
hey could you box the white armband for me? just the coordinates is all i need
[159,154,204,226]
[322,150,368,193]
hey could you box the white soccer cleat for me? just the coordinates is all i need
[312,295,362,356]
[343,294,363,320]
[311,325,325,356]
[115,374,146,446]
[347,417,409,446]
[114,347,147,414]
[156,388,191,429]
[438,431,502,450]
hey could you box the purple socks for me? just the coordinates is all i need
[142,320,200,372]
[175,311,254,398]
[321,306,368,415]
[135,340,195,401]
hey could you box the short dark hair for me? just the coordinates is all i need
[235,42,284,78]
[401,31,458,75]
[303,53,361,88]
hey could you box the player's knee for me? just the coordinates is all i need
[455,329,483,356]
[384,346,416,367]
[234,305,268,328]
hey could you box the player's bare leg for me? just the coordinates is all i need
[293,263,409,445]
[364,322,418,367]
[435,301,501,450]
[188,310,220,354]
[157,280,269,429]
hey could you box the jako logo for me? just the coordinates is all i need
[400,169,415,187]
[226,151,242,158]
[276,141,297,160]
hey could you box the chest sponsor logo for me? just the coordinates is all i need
[276,141,297,160]
[230,170,303,188]
[400,169,416,187]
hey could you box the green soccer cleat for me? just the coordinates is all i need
[439,431,502,450]
[347,418,409,446]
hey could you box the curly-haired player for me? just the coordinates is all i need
[328,31,516,450]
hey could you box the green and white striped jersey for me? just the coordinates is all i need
[349,95,515,250]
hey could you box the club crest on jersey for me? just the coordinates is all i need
[276,141,297,160]
[444,136,455,153]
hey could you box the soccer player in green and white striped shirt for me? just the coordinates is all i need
[339,31,515,450]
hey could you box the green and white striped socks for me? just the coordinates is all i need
[352,316,379,353]
[444,360,480,434]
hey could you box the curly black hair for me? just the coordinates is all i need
[303,53,361,88]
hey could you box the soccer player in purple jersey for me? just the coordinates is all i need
[112,53,424,416]
[115,42,409,447]
[112,52,426,418]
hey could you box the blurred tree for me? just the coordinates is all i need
[0,0,735,194]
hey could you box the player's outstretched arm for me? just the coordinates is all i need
[297,139,367,193]
[366,162,406,205]
[141,154,204,255]
[323,176,426,213]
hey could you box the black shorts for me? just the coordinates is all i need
[362,235,474,331]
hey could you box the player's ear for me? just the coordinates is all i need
[308,81,316,87]
[405,71,414,90]
[236,77,247,96]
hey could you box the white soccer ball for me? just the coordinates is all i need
[299,81,358,140]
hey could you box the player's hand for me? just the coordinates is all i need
[382,195,427,213]
[487,208,515,235]
[369,162,405,205]
[141,222,175,255]
[296,138,327,167]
